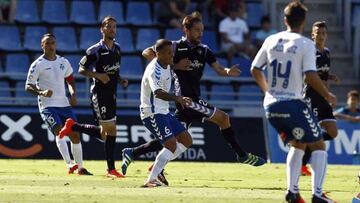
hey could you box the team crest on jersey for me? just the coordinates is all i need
[60,64,65,70]
[292,127,305,140]
[197,48,203,55]
[190,60,202,69]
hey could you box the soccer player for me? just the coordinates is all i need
[140,39,192,187]
[121,12,265,177]
[59,16,128,178]
[251,2,337,202]
[301,21,339,176]
[25,33,92,175]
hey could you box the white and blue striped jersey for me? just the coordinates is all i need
[251,31,317,107]
[140,58,172,119]
[25,55,73,111]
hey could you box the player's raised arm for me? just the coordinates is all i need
[142,46,156,61]
[211,62,241,77]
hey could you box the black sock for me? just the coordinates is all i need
[302,147,312,166]
[132,139,163,158]
[221,127,247,157]
[322,132,334,141]
[72,123,102,140]
[105,136,116,170]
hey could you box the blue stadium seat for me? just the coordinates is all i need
[203,65,218,78]
[136,28,160,51]
[42,0,69,24]
[76,81,89,99]
[231,56,252,77]
[99,1,124,24]
[64,54,82,73]
[200,84,209,100]
[15,0,40,23]
[115,28,135,52]
[15,82,29,98]
[53,27,78,52]
[238,85,262,101]
[80,27,102,51]
[126,2,152,25]
[0,81,11,98]
[5,54,29,80]
[0,26,23,51]
[164,28,183,41]
[70,1,97,25]
[217,57,229,67]
[24,26,48,51]
[210,84,235,101]
[202,31,219,52]
[126,84,141,100]
[120,56,143,77]
[153,2,162,24]
[246,3,264,28]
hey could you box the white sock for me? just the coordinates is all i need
[286,147,304,193]
[310,150,327,197]
[71,142,83,169]
[147,148,173,182]
[170,142,187,160]
[56,136,72,168]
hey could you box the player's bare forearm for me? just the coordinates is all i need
[66,80,76,96]
[251,68,268,93]
[154,89,178,102]
[142,47,156,61]
[25,84,52,97]
[79,67,97,79]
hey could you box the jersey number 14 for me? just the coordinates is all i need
[270,59,292,89]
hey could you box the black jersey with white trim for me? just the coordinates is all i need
[172,38,217,99]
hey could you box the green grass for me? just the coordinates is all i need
[0,159,358,203]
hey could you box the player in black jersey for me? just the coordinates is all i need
[301,21,339,176]
[59,16,128,178]
[120,12,265,179]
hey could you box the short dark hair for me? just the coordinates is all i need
[101,16,116,27]
[261,15,271,25]
[348,90,359,99]
[182,12,202,30]
[154,39,172,52]
[41,33,56,41]
[284,1,307,28]
[312,21,327,30]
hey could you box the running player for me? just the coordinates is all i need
[251,2,337,202]
[140,39,192,187]
[121,12,265,177]
[25,33,92,175]
[301,21,339,176]
[59,16,128,178]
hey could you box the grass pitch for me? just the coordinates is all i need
[0,159,358,203]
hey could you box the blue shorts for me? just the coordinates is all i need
[40,107,77,134]
[142,113,186,144]
[265,100,322,144]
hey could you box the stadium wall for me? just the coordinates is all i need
[0,110,267,162]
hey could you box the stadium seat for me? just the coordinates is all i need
[15,82,29,98]
[70,1,97,25]
[24,26,48,51]
[217,57,229,67]
[15,0,40,23]
[120,56,143,77]
[76,81,89,99]
[80,27,102,51]
[153,2,162,24]
[202,31,219,53]
[126,84,141,100]
[246,3,264,28]
[5,54,29,80]
[203,65,218,78]
[238,85,262,101]
[200,84,209,100]
[164,28,183,41]
[64,54,82,74]
[115,28,135,53]
[136,28,160,51]
[99,1,124,24]
[0,81,11,98]
[42,0,69,24]
[210,84,235,101]
[126,2,152,25]
[0,26,23,51]
[53,27,78,52]
[231,56,252,77]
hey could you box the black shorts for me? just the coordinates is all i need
[90,90,116,124]
[305,89,336,123]
[175,98,216,128]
